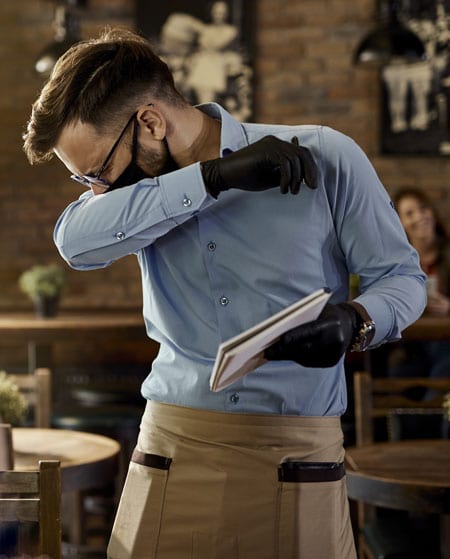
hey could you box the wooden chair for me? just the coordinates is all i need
[9,367,52,428]
[353,372,450,447]
[351,371,450,559]
[0,423,14,470]
[0,459,62,559]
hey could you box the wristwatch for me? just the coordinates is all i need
[348,302,376,352]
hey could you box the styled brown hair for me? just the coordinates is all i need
[23,27,186,164]
[393,186,448,245]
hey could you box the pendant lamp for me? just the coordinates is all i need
[35,2,82,78]
[354,0,426,65]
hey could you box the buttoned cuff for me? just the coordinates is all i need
[158,163,214,223]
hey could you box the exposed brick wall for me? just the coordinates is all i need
[0,0,139,313]
[1,0,449,315]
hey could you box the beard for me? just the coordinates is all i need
[108,138,179,192]
[140,138,179,177]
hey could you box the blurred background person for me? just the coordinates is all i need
[388,187,450,385]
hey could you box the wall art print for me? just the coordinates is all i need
[136,0,254,121]
[382,0,450,154]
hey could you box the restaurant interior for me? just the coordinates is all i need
[1,0,450,558]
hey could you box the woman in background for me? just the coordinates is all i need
[389,187,450,383]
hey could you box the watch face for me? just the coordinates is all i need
[361,322,375,349]
[351,321,376,352]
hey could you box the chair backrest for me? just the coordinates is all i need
[0,423,14,470]
[353,371,450,446]
[9,368,52,428]
[0,459,61,559]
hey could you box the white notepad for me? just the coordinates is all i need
[209,288,331,392]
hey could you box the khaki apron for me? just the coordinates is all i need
[108,401,356,559]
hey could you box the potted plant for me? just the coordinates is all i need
[0,371,28,425]
[19,264,66,317]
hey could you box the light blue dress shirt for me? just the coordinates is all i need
[54,103,426,416]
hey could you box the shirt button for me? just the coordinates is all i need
[219,296,229,306]
[115,231,125,240]
[230,393,240,404]
[207,241,216,251]
[182,196,192,207]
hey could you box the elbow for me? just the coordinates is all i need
[55,239,109,271]
[55,243,86,271]
[61,253,109,271]
[53,223,107,271]
[54,230,77,269]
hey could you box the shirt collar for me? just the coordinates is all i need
[196,103,249,155]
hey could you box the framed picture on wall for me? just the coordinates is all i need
[381,0,450,155]
[135,0,254,121]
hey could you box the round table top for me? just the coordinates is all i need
[13,427,121,492]
[346,439,450,513]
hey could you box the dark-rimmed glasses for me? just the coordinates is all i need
[70,103,152,190]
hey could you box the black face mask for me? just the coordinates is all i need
[108,161,148,192]
[107,118,148,192]
[107,123,178,192]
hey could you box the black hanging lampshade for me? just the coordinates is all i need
[354,0,426,65]
[35,3,81,78]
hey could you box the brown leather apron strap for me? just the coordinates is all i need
[131,448,172,470]
[278,461,345,482]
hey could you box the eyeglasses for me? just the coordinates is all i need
[70,103,153,190]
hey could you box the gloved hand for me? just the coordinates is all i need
[200,135,317,198]
[264,303,367,368]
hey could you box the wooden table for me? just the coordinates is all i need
[403,315,450,341]
[0,311,149,373]
[13,427,121,544]
[345,439,450,558]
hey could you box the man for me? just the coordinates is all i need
[23,28,426,559]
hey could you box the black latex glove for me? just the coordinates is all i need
[264,303,360,368]
[200,135,317,198]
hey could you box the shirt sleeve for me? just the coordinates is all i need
[54,162,214,269]
[319,127,426,345]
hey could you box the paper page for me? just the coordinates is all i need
[210,288,331,391]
